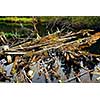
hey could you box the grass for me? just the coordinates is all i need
[1,16,100,37]
[0,16,66,23]
[0,17,33,23]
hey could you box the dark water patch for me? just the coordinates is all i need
[88,39,100,54]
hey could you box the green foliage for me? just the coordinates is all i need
[71,16,100,30]
[1,16,100,29]
[0,17,33,23]
[1,16,100,38]
[4,32,15,38]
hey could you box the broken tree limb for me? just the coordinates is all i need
[96,77,100,81]
[64,70,90,83]
[14,43,49,51]
[91,71,100,75]
[10,38,31,48]
[22,70,32,83]
[4,51,27,55]
[0,36,6,44]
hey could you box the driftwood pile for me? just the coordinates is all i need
[0,29,100,83]
[0,29,100,57]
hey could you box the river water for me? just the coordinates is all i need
[3,60,100,83]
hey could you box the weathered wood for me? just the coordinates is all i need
[23,36,92,57]
[96,77,100,81]
[4,51,27,55]
[22,70,32,83]
[7,55,12,63]
[14,43,49,51]
[0,30,99,62]
[2,35,8,43]
[64,71,89,82]
[0,36,6,44]
[91,71,100,75]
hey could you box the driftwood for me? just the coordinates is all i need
[0,30,99,59]
[64,71,89,83]
[91,72,100,75]
[0,33,97,58]
[64,64,95,83]
[14,43,49,51]
[10,38,31,47]
[4,51,27,55]
[0,33,8,44]
[0,29,100,83]
[0,29,99,64]
[19,32,90,56]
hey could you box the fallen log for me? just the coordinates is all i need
[14,43,49,51]
[23,36,92,57]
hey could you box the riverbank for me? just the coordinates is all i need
[1,16,100,35]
